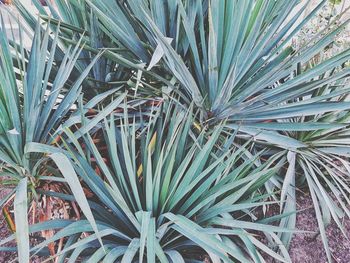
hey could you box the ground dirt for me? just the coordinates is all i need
[288,192,350,263]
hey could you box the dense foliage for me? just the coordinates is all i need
[0,0,350,262]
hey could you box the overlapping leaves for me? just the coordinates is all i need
[20,104,294,262]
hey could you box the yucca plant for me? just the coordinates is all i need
[2,0,350,262]
[0,19,130,261]
[12,0,123,92]
[262,84,350,257]
[83,0,350,258]
[15,3,350,139]
[15,1,350,128]
[12,0,173,99]
[4,103,297,262]
[82,0,350,121]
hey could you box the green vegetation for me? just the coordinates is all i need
[0,0,350,262]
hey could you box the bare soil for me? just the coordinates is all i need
[289,193,350,263]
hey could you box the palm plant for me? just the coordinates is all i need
[0,19,128,261]
[84,0,350,121]
[1,0,350,262]
[92,0,350,250]
[14,1,350,125]
[265,85,350,257]
[10,0,114,95]
[12,0,173,99]
[83,1,350,260]
[6,103,296,262]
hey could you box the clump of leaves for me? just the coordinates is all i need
[0,20,125,261]
[2,0,350,262]
[12,104,293,262]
